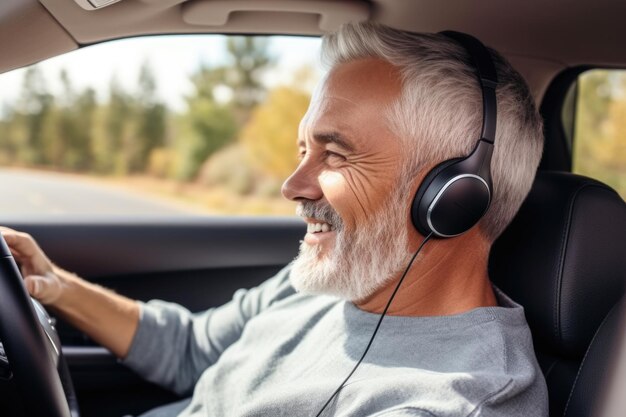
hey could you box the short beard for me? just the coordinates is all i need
[290,179,411,302]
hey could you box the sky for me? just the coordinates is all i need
[0,34,323,114]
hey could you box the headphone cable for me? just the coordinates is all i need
[314,232,434,417]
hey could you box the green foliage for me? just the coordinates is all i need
[97,76,137,174]
[223,37,274,114]
[0,36,308,206]
[173,36,275,180]
[174,99,237,180]
[147,147,174,178]
[0,64,171,176]
[16,67,55,164]
[188,37,275,123]
[136,62,166,171]
[197,144,256,195]
[574,70,626,198]
[240,86,310,179]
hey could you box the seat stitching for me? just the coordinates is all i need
[553,182,607,350]
[543,358,558,379]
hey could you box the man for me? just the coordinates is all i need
[1,23,547,416]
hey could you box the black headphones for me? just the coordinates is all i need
[410,31,498,238]
[315,32,500,417]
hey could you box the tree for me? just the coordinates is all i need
[223,37,274,117]
[56,70,76,168]
[15,67,55,165]
[240,86,310,179]
[171,37,276,180]
[175,98,237,180]
[135,61,167,172]
[0,105,20,163]
[189,37,275,121]
[70,87,97,170]
[91,76,136,174]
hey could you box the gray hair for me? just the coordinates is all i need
[321,22,543,241]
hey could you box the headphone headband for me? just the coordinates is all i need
[440,31,498,144]
[411,31,499,238]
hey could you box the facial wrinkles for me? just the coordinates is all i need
[289,58,412,302]
[331,138,401,221]
[339,169,376,221]
[298,83,328,146]
[298,62,405,220]
[320,94,360,107]
[290,173,412,302]
[317,162,375,227]
[312,128,400,222]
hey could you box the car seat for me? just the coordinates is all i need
[489,171,626,417]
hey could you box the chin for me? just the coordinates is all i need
[290,239,362,301]
[291,179,412,302]
[290,226,410,302]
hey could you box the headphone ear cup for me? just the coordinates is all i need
[411,158,462,236]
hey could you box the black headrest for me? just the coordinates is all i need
[489,171,626,359]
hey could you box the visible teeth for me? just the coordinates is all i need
[307,222,333,233]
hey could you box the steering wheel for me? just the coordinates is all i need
[0,235,79,417]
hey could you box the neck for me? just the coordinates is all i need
[355,228,497,316]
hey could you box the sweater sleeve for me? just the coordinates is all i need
[121,265,295,396]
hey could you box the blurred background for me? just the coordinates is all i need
[0,35,622,219]
[0,35,322,217]
[572,69,626,198]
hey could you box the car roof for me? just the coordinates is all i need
[1,0,624,104]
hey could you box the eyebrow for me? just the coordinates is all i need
[298,131,355,152]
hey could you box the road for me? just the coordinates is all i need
[0,169,195,217]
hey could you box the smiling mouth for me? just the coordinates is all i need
[306,221,335,233]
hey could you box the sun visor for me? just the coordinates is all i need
[180,0,370,32]
[40,0,370,44]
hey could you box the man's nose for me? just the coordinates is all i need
[282,161,323,202]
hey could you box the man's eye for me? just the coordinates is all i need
[325,150,346,161]
[298,150,306,160]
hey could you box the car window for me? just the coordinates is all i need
[0,35,322,219]
[571,69,626,199]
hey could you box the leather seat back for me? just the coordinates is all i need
[489,171,626,417]
[563,298,624,417]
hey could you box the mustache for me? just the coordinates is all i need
[296,201,344,231]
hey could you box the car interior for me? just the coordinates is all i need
[0,1,625,417]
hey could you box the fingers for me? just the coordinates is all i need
[24,273,63,305]
[0,228,43,265]
[1,227,54,280]
[0,228,38,258]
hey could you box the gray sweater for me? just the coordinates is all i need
[122,266,548,417]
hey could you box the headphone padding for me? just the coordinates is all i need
[411,158,463,235]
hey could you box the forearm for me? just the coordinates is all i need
[50,265,139,359]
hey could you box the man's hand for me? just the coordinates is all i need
[0,225,140,358]
[0,226,65,305]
